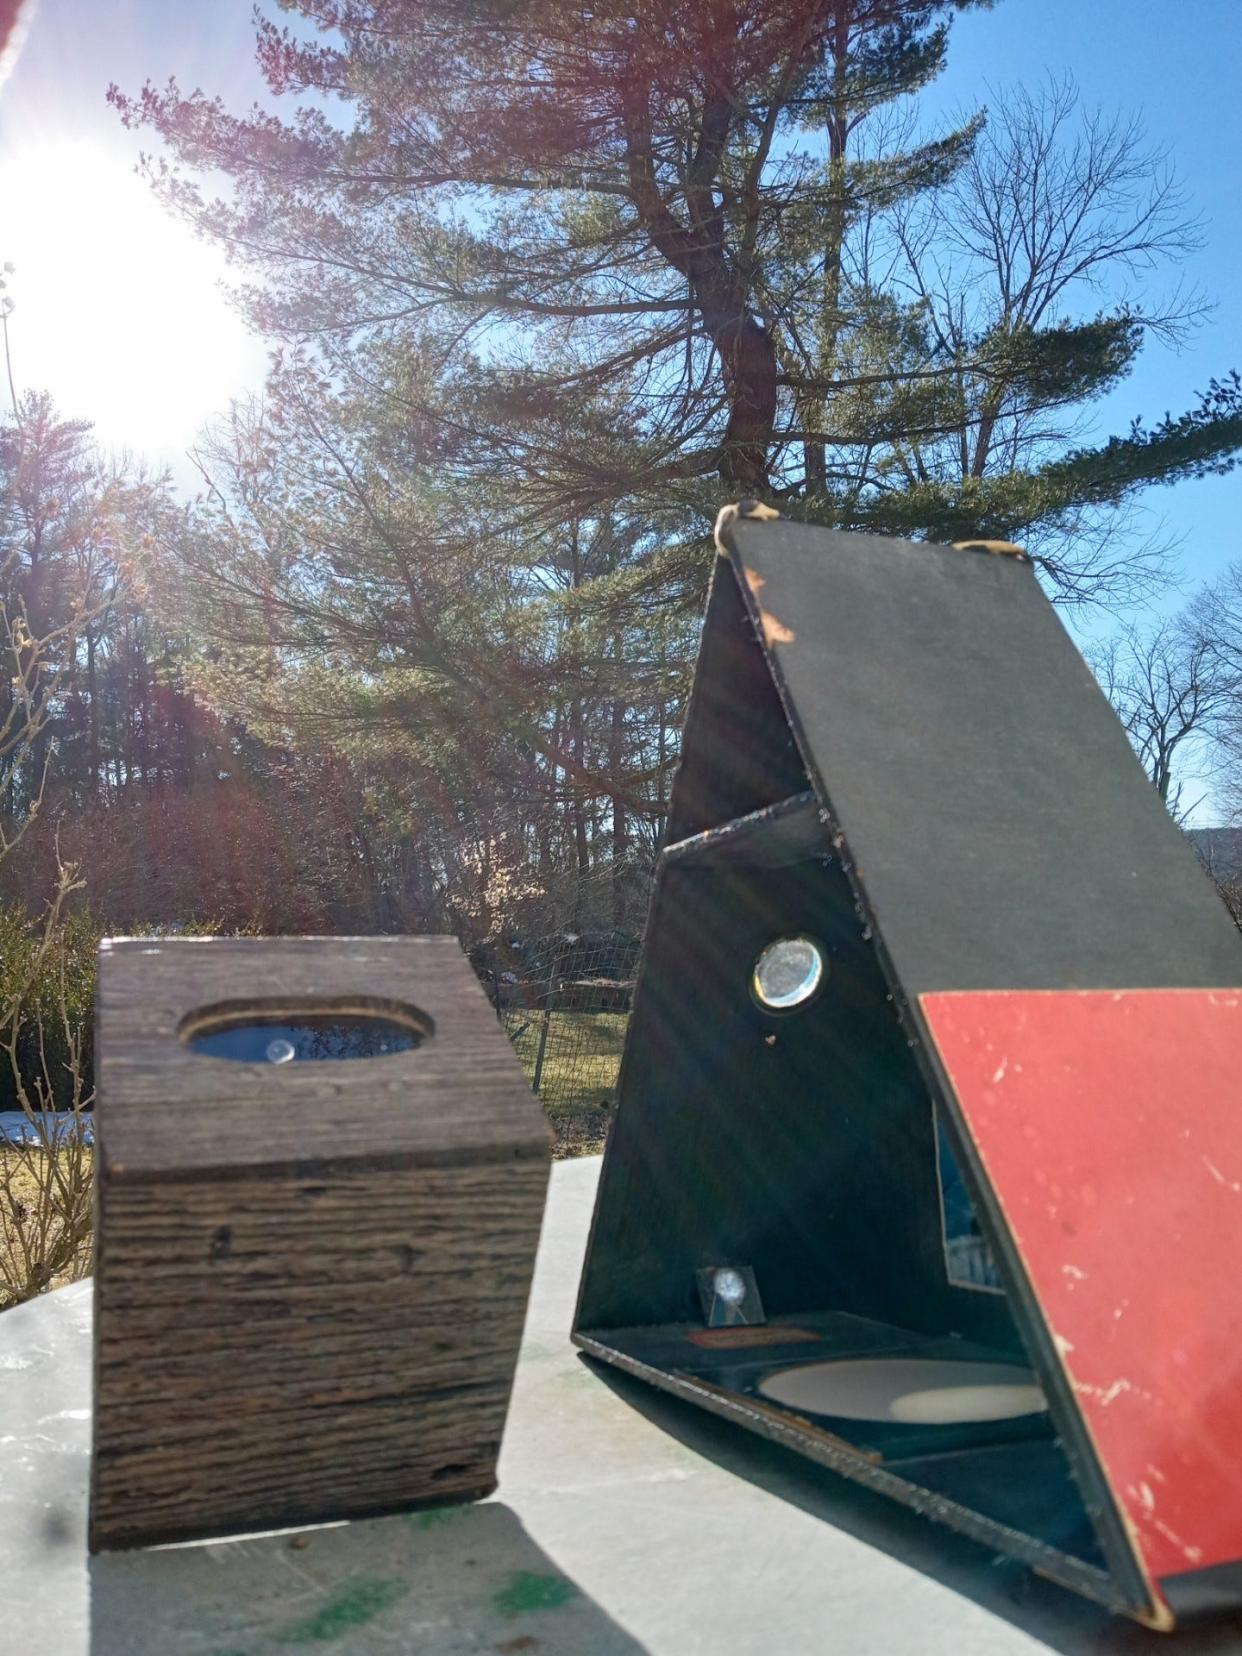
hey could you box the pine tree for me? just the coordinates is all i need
[113,3,1242,592]
[113,5,983,498]
[107,0,1242,928]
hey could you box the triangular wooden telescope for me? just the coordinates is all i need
[573,513,1242,1628]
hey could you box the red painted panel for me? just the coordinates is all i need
[921,989,1242,1586]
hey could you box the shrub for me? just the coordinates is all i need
[0,866,96,1307]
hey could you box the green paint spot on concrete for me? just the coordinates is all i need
[417,1506,461,1529]
[494,1571,579,1616]
[277,1577,405,1643]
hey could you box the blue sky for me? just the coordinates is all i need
[926,0,1242,601]
[0,0,270,465]
[2,0,1240,597]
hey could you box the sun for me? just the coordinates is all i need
[0,137,263,465]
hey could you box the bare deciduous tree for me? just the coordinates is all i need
[0,560,97,1307]
[1088,615,1232,821]
[880,75,1211,602]
[1183,564,1242,828]
[0,349,119,1306]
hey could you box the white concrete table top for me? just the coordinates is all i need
[2,1156,1240,1656]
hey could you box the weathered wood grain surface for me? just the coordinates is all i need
[91,936,551,1551]
[96,936,550,1175]
[92,1158,548,1549]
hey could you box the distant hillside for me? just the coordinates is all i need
[1189,829,1242,930]
[1189,828,1242,884]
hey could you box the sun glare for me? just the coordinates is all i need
[1,137,262,465]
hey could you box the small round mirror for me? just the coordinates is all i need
[713,1268,747,1306]
[751,936,825,1011]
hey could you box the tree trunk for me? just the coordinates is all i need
[809,1,852,496]
[609,636,628,926]
[623,90,778,493]
[86,629,100,797]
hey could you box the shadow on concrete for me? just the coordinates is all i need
[582,1358,1242,1656]
[90,1498,646,1656]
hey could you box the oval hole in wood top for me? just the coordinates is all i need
[179,996,433,1063]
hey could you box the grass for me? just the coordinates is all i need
[502,1009,628,1157]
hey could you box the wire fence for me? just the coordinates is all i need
[471,929,642,1151]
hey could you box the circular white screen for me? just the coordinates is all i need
[757,1357,1047,1425]
[752,936,825,1010]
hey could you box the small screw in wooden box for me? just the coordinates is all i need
[90,935,550,1551]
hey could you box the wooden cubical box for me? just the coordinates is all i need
[90,936,550,1551]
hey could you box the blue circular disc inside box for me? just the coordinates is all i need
[184,1005,426,1063]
